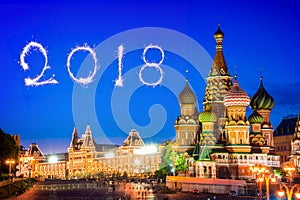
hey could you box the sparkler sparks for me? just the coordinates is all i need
[115,45,124,87]
[19,41,58,86]
[66,44,98,86]
[139,45,165,87]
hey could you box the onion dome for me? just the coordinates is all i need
[248,110,264,124]
[199,104,217,122]
[214,23,224,40]
[178,78,197,104]
[224,76,250,107]
[250,77,275,110]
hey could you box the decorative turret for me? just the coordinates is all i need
[250,77,275,110]
[174,77,200,150]
[69,126,78,149]
[224,75,251,153]
[204,23,232,126]
[199,104,217,146]
[249,110,266,147]
[179,78,197,105]
[81,125,95,149]
[123,129,145,146]
[199,105,217,123]
[250,75,275,148]
[224,75,250,125]
[248,110,264,124]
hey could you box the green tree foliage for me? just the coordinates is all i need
[175,153,188,172]
[155,140,177,182]
[0,129,19,174]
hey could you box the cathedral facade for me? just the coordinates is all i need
[174,24,280,180]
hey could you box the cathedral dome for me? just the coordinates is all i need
[224,77,250,107]
[199,108,217,123]
[248,110,264,124]
[178,79,197,104]
[250,77,275,110]
[214,23,224,39]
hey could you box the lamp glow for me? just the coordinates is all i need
[48,156,58,163]
[277,190,285,197]
[295,192,300,199]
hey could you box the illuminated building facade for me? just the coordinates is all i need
[17,127,161,179]
[273,114,297,164]
[175,24,280,181]
[290,112,300,172]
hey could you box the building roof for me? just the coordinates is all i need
[199,104,217,123]
[198,145,211,161]
[178,78,197,104]
[250,77,275,110]
[274,114,297,136]
[123,129,145,146]
[248,110,264,124]
[224,76,250,107]
[209,23,230,77]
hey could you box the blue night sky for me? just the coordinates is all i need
[0,0,299,154]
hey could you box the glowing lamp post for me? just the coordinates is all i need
[284,165,296,185]
[276,184,300,200]
[249,165,277,200]
[6,159,15,177]
[5,159,15,196]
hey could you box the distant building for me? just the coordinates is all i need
[273,114,297,163]
[290,112,300,172]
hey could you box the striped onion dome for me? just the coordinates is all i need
[248,110,264,124]
[199,107,217,123]
[250,77,275,110]
[179,78,197,104]
[224,76,250,107]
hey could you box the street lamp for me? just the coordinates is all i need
[276,183,300,200]
[5,159,15,177]
[5,159,15,196]
[283,165,296,185]
[249,165,277,200]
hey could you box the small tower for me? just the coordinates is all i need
[224,75,251,153]
[199,104,217,146]
[248,110,269,153]
[250,76,275,149]
[174,78,200,152]
[81,125,96,150]
[204,23,232,122]
[68,126,79,151]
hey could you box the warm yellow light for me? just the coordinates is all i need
[277,190,285,197]
[295,192,300,199]
[5,159,15,164]
[271,177,277,183]
[258,177,264,182]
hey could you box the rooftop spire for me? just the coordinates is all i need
[259,67,263,83]
[214,23,224,51]
[209,23,229,76]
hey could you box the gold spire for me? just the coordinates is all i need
[214,23,224,50]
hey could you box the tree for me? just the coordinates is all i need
[156,140,177,182]
[0,129,19,174]
[175,153,188,172]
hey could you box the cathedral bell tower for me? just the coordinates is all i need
[250,76,275,151]
[204,24,232,134]
[224,75,251,153]
[174,78,200,152]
